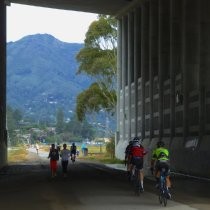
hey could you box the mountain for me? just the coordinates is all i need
[7,34,92,122]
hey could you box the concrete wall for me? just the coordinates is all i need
[0,140,7,168]
[116,0,210,178]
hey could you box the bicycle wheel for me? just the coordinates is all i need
[162,194,167,206]
[134,180,141,196]
[159,194,163,204]
[134,169,141,196]
[159,191,167,206]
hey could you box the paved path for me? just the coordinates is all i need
[0,150,210,210]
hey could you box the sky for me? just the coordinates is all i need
[6,3,98,43]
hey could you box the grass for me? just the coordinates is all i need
[7,144,124,165]
[41,144,124,164]
[8,146,28,162]
[78,155,124,164]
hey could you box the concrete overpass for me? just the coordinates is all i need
[1,0,210,178]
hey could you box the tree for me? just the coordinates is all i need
[76,15,117,121]
[55,108,65,134]
[65,115,95,139]
[13,109,22,123]
[106,137,115,159]
[6,106,16,131]
[6,106,23,146]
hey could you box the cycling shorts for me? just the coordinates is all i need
[155,161,170,176]
[71,150,76,155]
[131,157,143,170]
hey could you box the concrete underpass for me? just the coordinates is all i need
[1,1,210,208]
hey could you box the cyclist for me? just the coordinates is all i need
[150,141,171,198]
[129,137,148,192]
[70,142,77,161]
[124,140,133,177]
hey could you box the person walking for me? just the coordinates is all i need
[35,143,39,155]
[48,144,59,178]
[70,142,77,162]
[60,143,70,177]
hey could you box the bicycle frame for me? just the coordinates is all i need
[158,168,168,206]
[131,166,142,196]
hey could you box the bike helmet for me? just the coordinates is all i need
[157,141,165,148]
[132,137,140,145]
[133,137,139,142]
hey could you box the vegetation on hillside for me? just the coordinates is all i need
[7,16,118,160]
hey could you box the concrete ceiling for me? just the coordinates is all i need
[10,0,141,16]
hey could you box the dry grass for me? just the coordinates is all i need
[8,147,29,163]
[7,144,123,164]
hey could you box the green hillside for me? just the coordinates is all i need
[7,34,92,122]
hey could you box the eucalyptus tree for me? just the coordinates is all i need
[76,15,117,121]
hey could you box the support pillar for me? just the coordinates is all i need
[141,1,149,140]
[128,12,134,139]
[134,7,141,137]
[122,15,128,142]
[158,0,170,140]
[170,0,182,139]
[200,0,210,137]
[149,0,159,139]
[183,0,200,139]
[0,0,7,167]
[116,19,122,144]
[158,0,164,140]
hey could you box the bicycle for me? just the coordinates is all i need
[131,166,143,196]
[158,167,170,206]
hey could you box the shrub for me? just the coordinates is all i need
[106,137,115,159]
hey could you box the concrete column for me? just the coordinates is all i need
[0,0,7,166]
[116,19,122,144]
[182,0,200,138]
[170,0,182,138]
[134,7,141,136]
[158,0,164,140]
[158,0,170,139]
[181,0,187,139]
[199,0,210,137]
[128,12,134,140]
[141,1,150,140]
[149,0,159,139]
[122,15,128,142]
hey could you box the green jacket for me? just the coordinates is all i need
[152,147,169,161]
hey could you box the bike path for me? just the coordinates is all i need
[0,151,209,210]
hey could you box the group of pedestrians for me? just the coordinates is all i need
[125,137,171,198]
[48,143,77,178]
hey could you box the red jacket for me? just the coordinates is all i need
[130,145,147,158]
